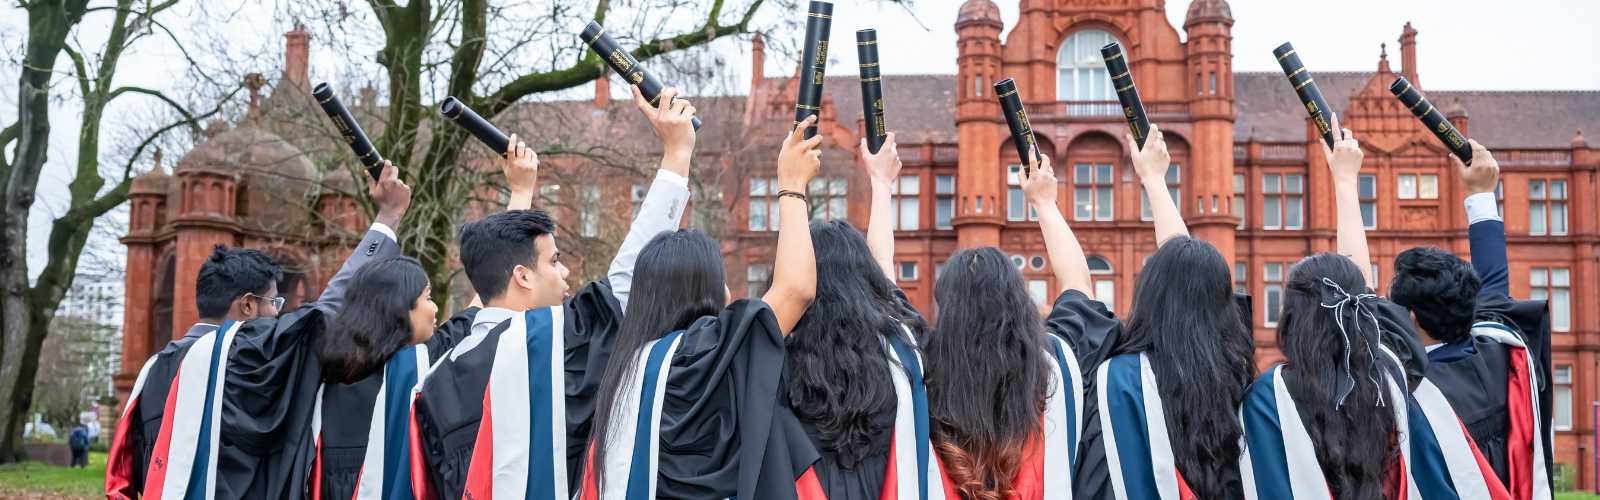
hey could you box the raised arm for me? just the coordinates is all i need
[1021,147,1093,296]
[313,161,411,313]
[1323,113,1373,286]
[763,116,822,335]
[500,133,539,210]
[607,86,696,310]
[863,133,902,282]
[1131,125,1188,245]
[1455,140,1510,298]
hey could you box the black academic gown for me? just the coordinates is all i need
[1425,293,1554,488]
[108,325,215,499]
[411,280,624,500]
[1064,291,1277,500]
[317,307,480,500]
[584,298,788,500]
[749,288,921,500]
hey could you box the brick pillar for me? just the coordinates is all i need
[1184,0,1237,263]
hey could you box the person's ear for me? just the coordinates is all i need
[236,294,254,317]
[513,265,534,291]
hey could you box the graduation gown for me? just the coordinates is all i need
[1058,289,1257,500]
[1238,295,1510,500]
[311,307,479,500]
[106,324,216,500]
[1425,294,1554,499]
[409,280,624,500]
[751,289,955,500]
[577,298,787,500]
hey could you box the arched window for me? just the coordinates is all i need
[1057,30,1121,101]
[1085,255,1115,311]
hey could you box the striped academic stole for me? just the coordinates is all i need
[579,330,688,500]
[1013,335,1081,500]
[796,327,953,500]
[139,321,242,500]
[107,346,163,500]
[1467,321,1552,500]
[311,344,432,500]
[1095,353,1195,500]
[460,307,569,500]
[1239,347,1510,500]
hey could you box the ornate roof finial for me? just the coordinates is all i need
[244,73,267,120]
[1380,43,1387,61]
[153,146,163,170]
[1574,128,1587,148]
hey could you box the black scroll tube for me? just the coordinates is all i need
[1389,76,1473,165]
[312,83,386,181]
[1272,43,1338,148]
[438,97,511,158]
[578,22,702,130]
[857,29,887,154]
[994,78,1039,177]
[1101,42,1150,150]
[794,1,834,140]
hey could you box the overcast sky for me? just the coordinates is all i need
[7,0,1599,280]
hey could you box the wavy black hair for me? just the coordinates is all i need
[1111,236,1255,500]
[786,220,926,468]
[587,229,727,492]
[317,256,430,384]
[1278,253,1402,500]
[925,247,1051,500]
[195,244,282,318]
[1388,246,1481,345]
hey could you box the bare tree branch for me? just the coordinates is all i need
[106,86,205,135]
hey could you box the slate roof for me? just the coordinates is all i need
[1234,71,1600,147]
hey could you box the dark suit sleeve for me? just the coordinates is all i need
[1468,219,1511,299]
[313,228,402,320]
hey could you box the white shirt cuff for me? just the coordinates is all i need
[370,222,398,242]
[1463,192,1501,225]
[655,169,689,189]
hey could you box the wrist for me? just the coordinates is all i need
[777,178,810,193]
[374,211,403,229]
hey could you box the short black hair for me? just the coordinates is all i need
[195,244,283,318]
[1389,246,1481,344]
[458,209,556,302]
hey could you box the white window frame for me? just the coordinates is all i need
[1140,163,1181,221]
[1530,267,1571,332]
[1264,263,1285,327]
[1007,165,1039,222]
[1056,30,1120,101]
[1074,163,1113,222]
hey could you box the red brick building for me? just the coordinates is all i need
[118,0,1600,490]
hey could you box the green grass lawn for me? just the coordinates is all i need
[0,451,105,499]
[1559,493,1600,500]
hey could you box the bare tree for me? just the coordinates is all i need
[0,0,231,461]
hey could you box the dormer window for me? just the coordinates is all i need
[1056,30,1120,101]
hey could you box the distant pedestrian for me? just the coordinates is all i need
[68,423,89,468]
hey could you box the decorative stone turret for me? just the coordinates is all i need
[1183,0,1238,262]
[952,0,1005,247]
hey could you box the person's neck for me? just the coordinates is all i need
[484,296,541,312]
[1417,328,1444,346]
[196,317,226,327]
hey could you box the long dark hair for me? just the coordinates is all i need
[786,220,926,468]
[317,256,430,384]
[1111,237,1255,500]
[925,247,1050,500]
[588,229,726,492]
[1277,253,1401,500]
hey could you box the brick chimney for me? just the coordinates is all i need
[284,22,311,93]
[594,71,609,110]
[744,33,765,126]
[1399,22,1419,88]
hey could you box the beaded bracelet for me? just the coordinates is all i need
[776,190,808,204]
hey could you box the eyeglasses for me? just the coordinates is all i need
[248,293,286,310]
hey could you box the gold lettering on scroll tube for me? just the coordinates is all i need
[332,116,350,133]
[815,72,823,85]
[1128,120,1143,140]
[875,116,886,136]
[608,49,635,72]
[816,41,828,67]
[1306,102,1318,114]
[1445,131,1466,149]
[630,72,644,84]
[1017,110,1031,132]
[1313,114,1331,134]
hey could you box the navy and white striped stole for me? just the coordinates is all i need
[584,330,687,500]
[145,320,242,500]
[312,344,431,500]
[463,306,569,500]
[1095,353,1187,500]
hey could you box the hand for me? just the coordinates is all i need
[778,116,823,192]
[1320,112,1363,185]
[1019,145,1057,206]
[1454,139,1499,195]
[1130,124,1171,182]
[367,160,411,228]
[861,132,901,187]
[499,133,539,196]
[635,86,697,162]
